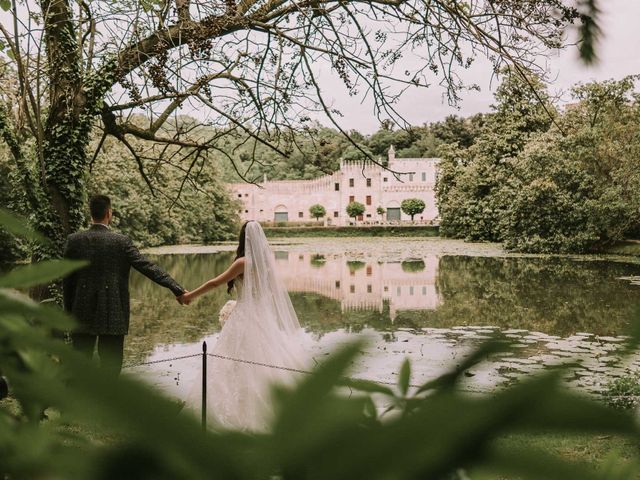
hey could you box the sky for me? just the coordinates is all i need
[322,0,640,133]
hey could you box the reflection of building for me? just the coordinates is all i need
[228,147,439,226]
[275,252,441,321]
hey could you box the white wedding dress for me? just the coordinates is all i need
[184,221,308,431]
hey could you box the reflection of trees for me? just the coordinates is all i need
[290,293,393,336]
[401,259,426,273]
[419,256,640,336]
[126,252,235,363]
[346,261,366,273]
[310,255,326,268]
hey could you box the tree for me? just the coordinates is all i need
[346,202,365,224]
[502,77,640,253]
[0,0,590,263]
[309,204,327,222]
[435,70,556,241]
[401,198,425,221]
[376,206,386,221]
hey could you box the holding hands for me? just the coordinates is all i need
[176,291,192,305]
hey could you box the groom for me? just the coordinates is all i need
[63,195,188,374]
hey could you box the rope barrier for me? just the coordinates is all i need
[122,353,201,369]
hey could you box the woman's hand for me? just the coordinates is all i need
[177,290,193,305]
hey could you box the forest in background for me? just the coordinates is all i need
[2,74,640,260]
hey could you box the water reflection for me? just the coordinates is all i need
[275,252,440,321]
[127,248,640,396]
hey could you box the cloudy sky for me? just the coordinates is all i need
[323,0,640,133]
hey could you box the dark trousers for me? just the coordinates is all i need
[71,333,125,375]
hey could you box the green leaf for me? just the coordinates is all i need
[398,358,411,396]
[0,209,49,244]
[0,259,89,289]
[0,289,75,330]
[0,0,10,12]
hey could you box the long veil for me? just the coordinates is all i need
[185,221,307,431]
[243,221,302,336]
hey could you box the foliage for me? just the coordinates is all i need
[310,254,326,268]
[401,259,426,273]
[400,198,426,221]
[603,372,640,410]
[346,201,365,222]
[436,70,556,243]
[3,211,640,480]
[436,74,640,253]
[346,260,366,273]
[0,147,28,262]
[309,204,326,222]
[501,77,640,253]
[87,133,240,247]
[376,206,386,216]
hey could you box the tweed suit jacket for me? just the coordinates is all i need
[63,224,184,335]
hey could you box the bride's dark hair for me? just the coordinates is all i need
[227,221,249,294]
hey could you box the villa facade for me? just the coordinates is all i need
[228,146,439,226]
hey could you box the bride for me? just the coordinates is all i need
[181,221,307,431]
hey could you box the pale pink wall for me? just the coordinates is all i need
[228,149,439,226]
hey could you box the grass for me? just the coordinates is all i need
[262,225,440,238]
[469,432,640,479]
[604,240,640,257]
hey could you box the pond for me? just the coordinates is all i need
[125,238,640,399]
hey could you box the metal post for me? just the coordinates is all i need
[201,341,207,431]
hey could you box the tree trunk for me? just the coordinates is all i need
[35,0,92,260]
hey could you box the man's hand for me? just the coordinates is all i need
[176,291,191,305]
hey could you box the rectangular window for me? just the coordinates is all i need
[238,194,242,198]
[387,208,401,221]
[367,284,372,293]
[383,177,388,182]
[366,195,372,205]
[366,178,372,187]
[366,214,371,218]
[349,195,355,203]
[422,172,426,181]
[409,174,414,182]
[350,285,355,293]
[335,182,340,191]
[333,211,339,218]
[335,281,341,289]
[366,266,372,276]
[349,178,354,187]
[298,212,303,218]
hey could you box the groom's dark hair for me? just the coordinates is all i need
[89,195,111,220]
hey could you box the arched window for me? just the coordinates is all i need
[274,204,288,222]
